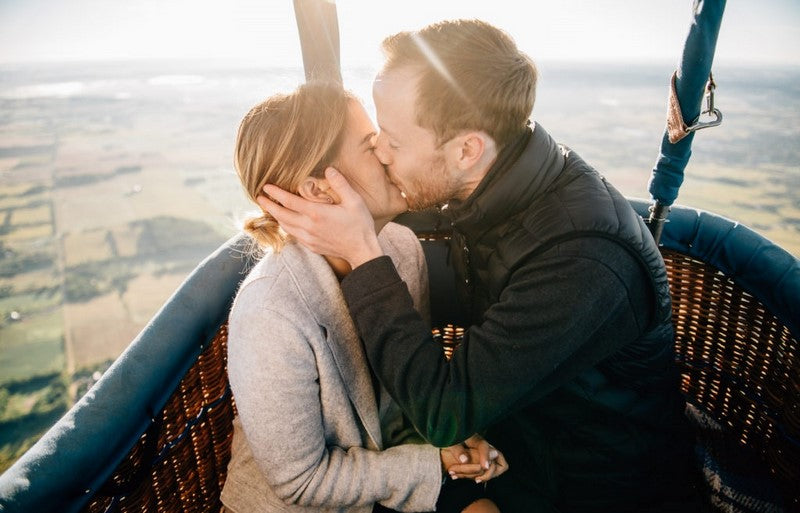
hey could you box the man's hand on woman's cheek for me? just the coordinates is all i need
[257,167,384,268]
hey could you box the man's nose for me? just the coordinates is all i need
[373,133,392,165]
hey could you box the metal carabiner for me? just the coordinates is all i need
[686,72,723,133]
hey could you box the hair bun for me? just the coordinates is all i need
[243,213,285,251]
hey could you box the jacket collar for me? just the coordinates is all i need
[278,242,384,450]
[449,123,565,240]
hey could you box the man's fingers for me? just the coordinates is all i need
[251,174,381,265]
[475,464,496,483]
[324,167,360,203]
[255,194,277,215]
[261,184,316,215]
[256,194,302,227]
[472,446,508,483]
[450,445,470,464]
[478,442,492,470]
[446,463,483,478]
[493,452,509,478]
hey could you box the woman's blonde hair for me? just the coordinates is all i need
[235,82,353,251]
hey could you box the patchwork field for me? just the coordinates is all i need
[0,72,247,471]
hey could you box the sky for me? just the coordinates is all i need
[0,0,798,67]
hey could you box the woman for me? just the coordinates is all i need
[221,82,506,513]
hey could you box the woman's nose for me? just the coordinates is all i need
[373,134,392,165]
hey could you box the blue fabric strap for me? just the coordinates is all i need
[648,0,726,207]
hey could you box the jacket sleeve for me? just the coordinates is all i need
[341,245,649,447]
[375,226,434,446]
[227,277,441,512]
[381,223,431,329]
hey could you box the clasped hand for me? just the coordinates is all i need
[440,434,508,483]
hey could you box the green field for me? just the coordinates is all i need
[0,372,67,473]
[0,180,229,474]
[0,302,65,473]
[0,155,232,469]
[0,288,61,320]
[0,310,63,386]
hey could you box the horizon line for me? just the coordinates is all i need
[1,56,799,70]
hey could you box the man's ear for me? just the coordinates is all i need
[297,178,335,204]
[452,132,491,171]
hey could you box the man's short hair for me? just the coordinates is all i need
[381,19,537,149]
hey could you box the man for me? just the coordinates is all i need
[261,19,701,512]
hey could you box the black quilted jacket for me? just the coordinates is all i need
[343,124,702,512]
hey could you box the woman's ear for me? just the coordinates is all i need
[298,177,336,204]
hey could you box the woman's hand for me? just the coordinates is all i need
[440,434,508,483]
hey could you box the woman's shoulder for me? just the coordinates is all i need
[230,241,337,320]
[237,250,283,291]
[230,249,298,315]
[237,240,323,288]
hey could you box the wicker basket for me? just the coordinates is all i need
[82,250,799,512]
[663,250,798,510]
[82,326,236,513]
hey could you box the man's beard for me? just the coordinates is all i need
[404,153,456,211]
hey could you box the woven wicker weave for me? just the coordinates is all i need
[83,325,235,513]
[81,250,799,512]
[662,249,799,508]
